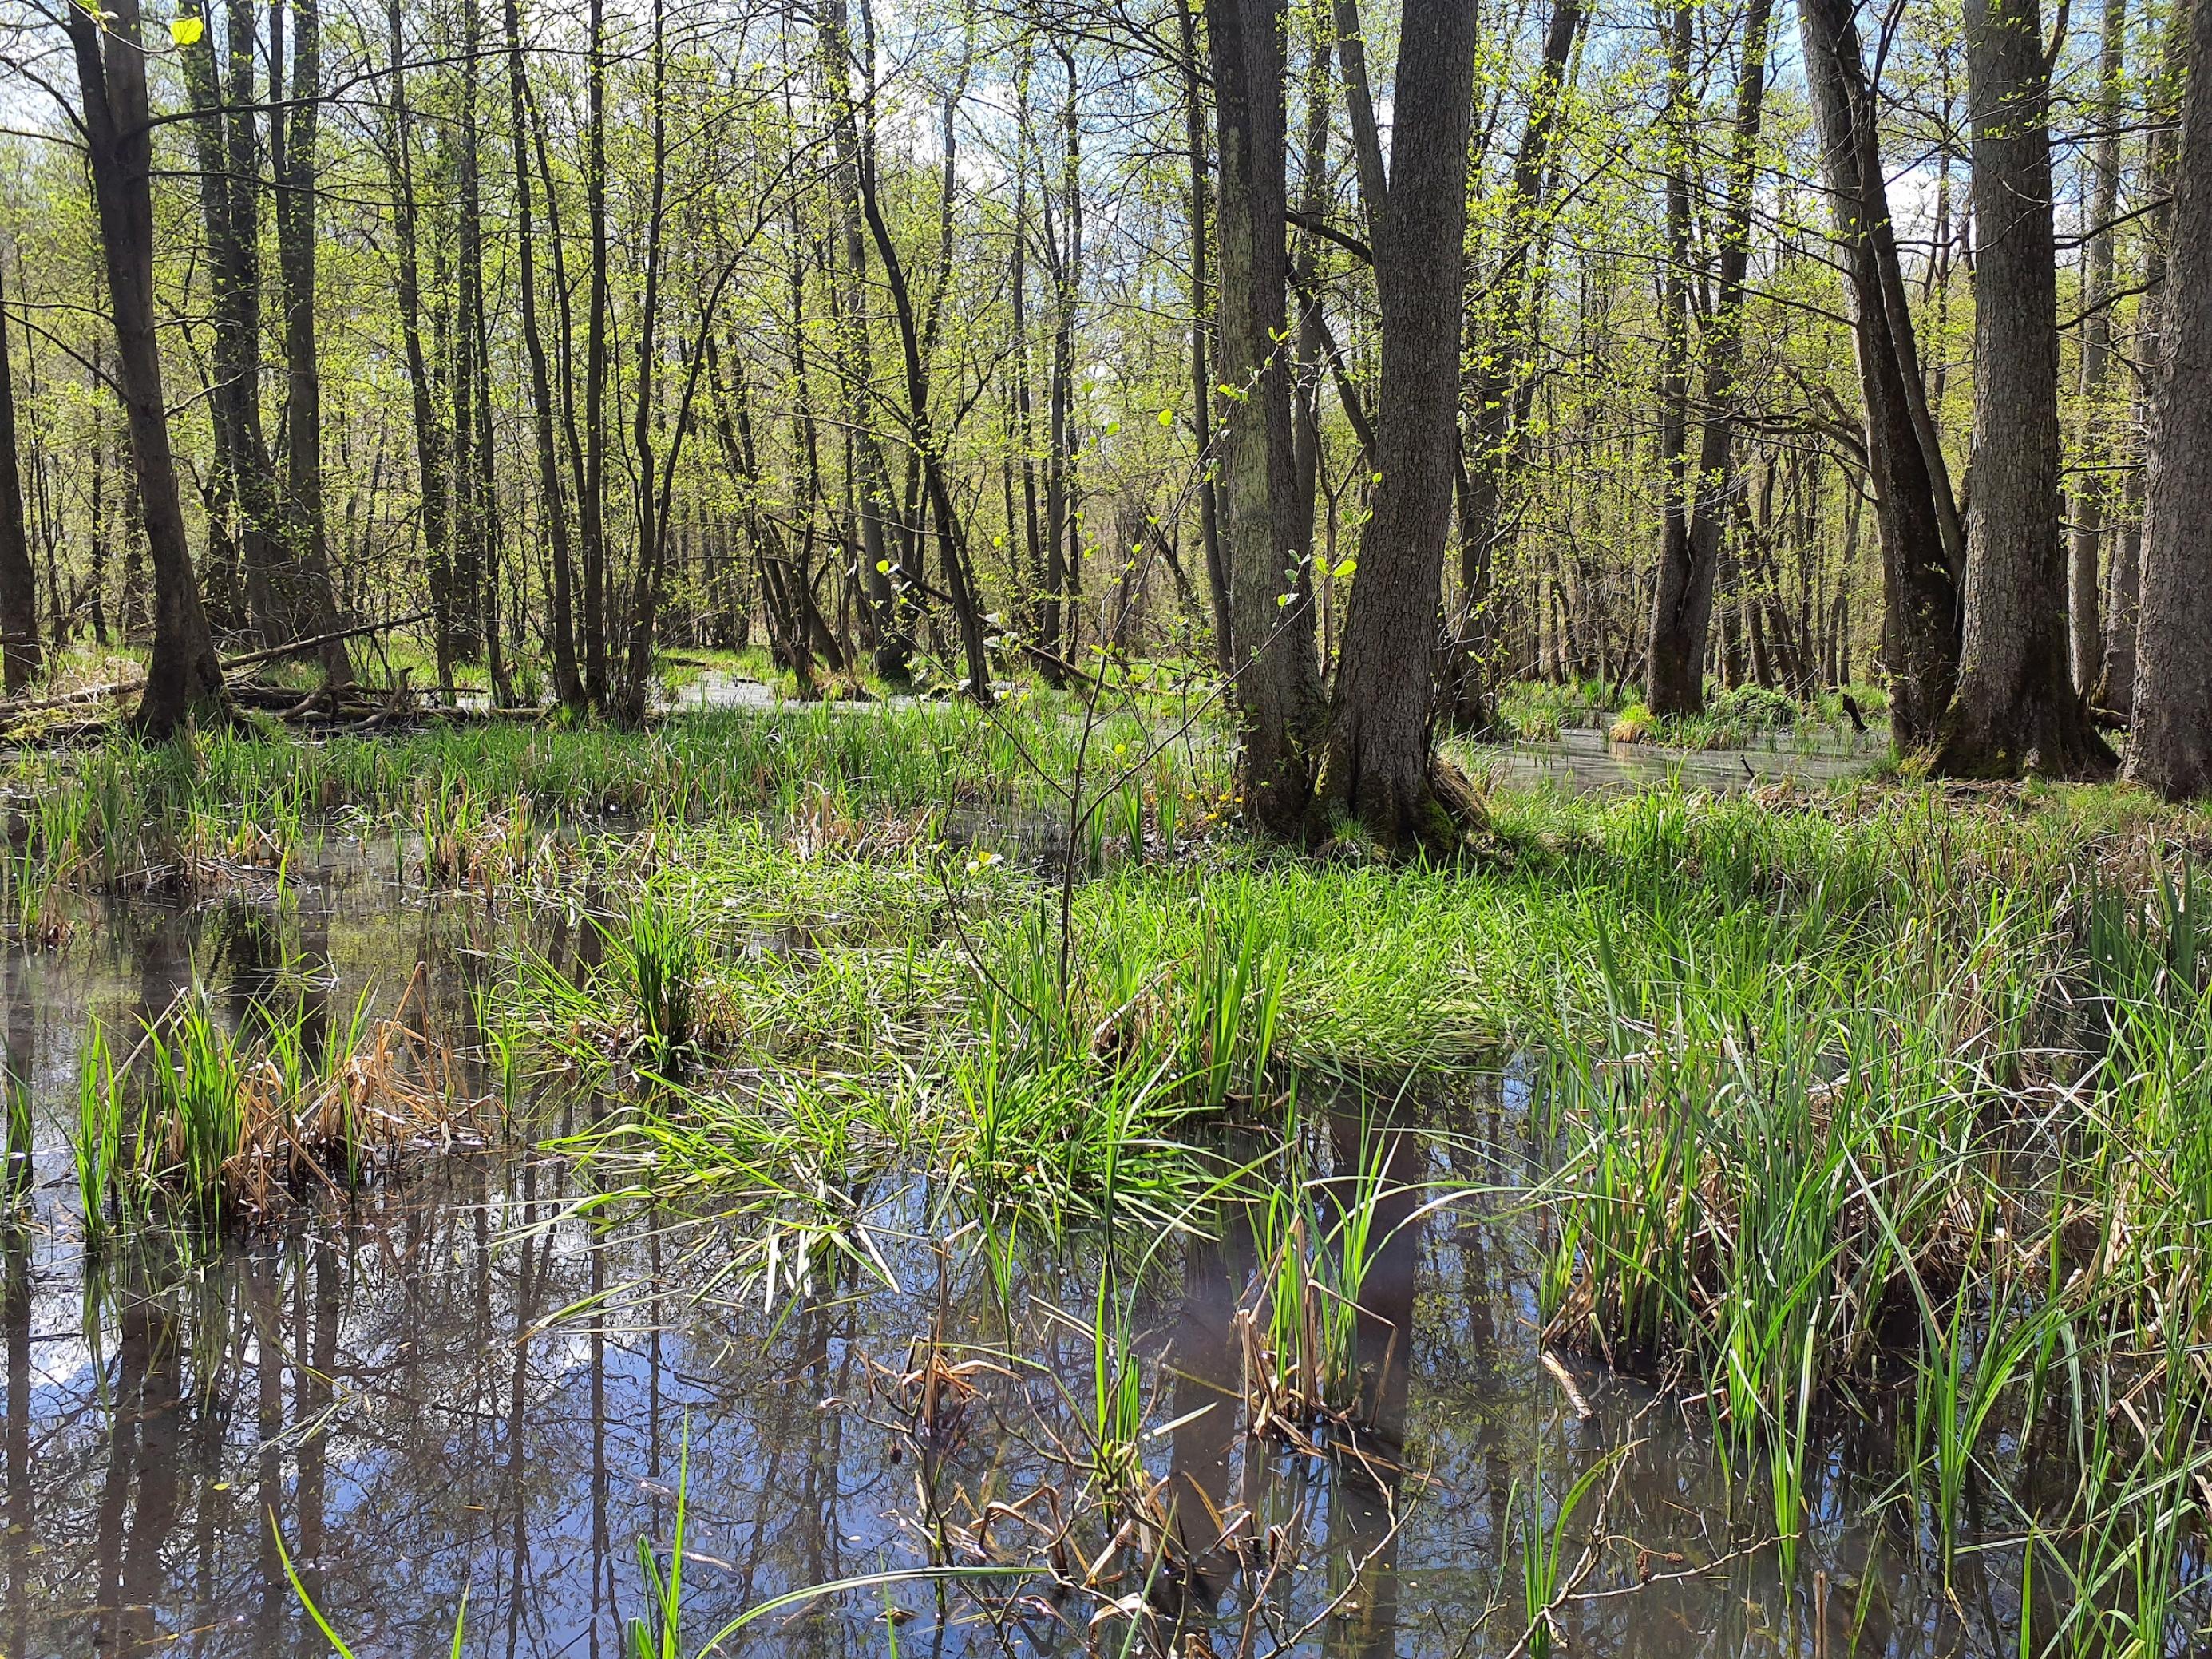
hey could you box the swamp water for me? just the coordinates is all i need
[0,832,2168,1656]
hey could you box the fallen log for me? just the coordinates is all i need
[0,612,435,729]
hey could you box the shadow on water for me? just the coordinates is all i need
[0,842,2195,1656]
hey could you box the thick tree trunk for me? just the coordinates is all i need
[2127,0,2212,798]
[271,0,353,691]
[1935,0,2114,778]
[0,264,38,692]
[1312,0,1482,849]
[1207,0,1322,834]
[1799,0,1960,747]
[1646,0,1773,717]
[66,0,229,736]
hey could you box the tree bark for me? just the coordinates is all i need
[2068,0,2125,693]
[1311,0,1481,848]
[380,0,455,699]
[1446,0,1582,730]
[1207,0,1323,833]
[817,0,908,683]
[0,262,38,692]
[580,0,611,707]
[1935,0,2115,777]
[507,0,581,710]
[2127,0,2212,798]
[1646,0,1774,716]
[271,0,354,691]
[1799,0,1960,747]
[66,0,230,735]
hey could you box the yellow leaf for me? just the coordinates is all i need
[170,13,204,43]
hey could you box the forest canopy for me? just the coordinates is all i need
[0,0,2205,828]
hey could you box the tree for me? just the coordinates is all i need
[1799,0,1960,748]
[2127,0,2212,798]
[1309,0,1482,847]
[1934,0,2114,778]
[0,260,38,693]
[65,0,229,734]
[269,0,354,692]
[1205,0,1323,834]
[2068,0,2125,695]
[1645,0,1774,717]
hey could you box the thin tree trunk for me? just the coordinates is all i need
[2068,0,2125,693]
[818,0,908,682]
[382,0,454,697]
[1935,0,2114,777]
[580,0,611,707]
[507,0,581,709]
[1207,0,1321,832]
[1647,0,1774,715]
[1312,0,1482,847]
[1176,0,1232,680]
[0,263,38,692]
[1800,0,1960,747]
[2127,0,2212,797]
[271,0,353,690]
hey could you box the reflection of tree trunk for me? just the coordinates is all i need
[3,1225,28,1659]
[1165,1214,1257,1609]
[1323,1111,1424,1659]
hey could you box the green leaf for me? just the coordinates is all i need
[169,12,204,42]
[1157,409,1174,427]
[1334,556,1356,578]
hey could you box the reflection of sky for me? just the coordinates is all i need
[1,847,2195,1658]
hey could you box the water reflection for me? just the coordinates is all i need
[0,845,2197,1657]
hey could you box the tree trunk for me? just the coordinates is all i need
[1312,0,1482,849]
[1174,0,1232,682]
[580,0,611,708]
[1646,0,1774,716]
[817,0,908,683]
[1935,0,2115,778]
[66,0,229,735]
[1799,0,1960,747]
[271,0,353,691]
[1447,0,1583,730]
[0,262,38,692]
[507,0,581,710]
[2127,0,2212,798]
[2068,0,2125,693]
[1207,0,1322,833]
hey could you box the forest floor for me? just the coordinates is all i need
[7,700,2212,1654]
